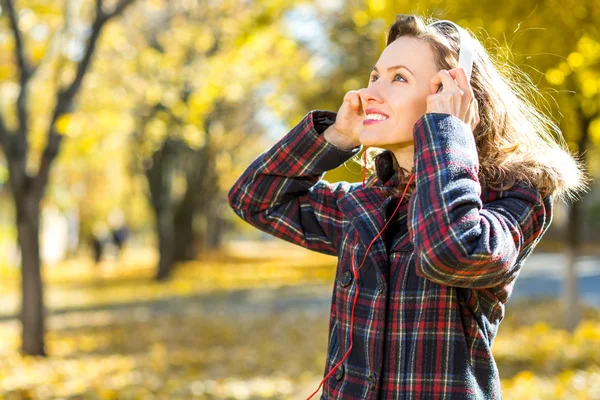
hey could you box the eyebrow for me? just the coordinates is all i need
[372,64,414,76]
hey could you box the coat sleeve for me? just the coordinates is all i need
[408,113,553,289]
[228,110,362,256]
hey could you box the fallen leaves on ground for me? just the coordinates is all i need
[0,243,598,399]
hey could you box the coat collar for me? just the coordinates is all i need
[337,150,415,279]
[374,149,402,189]
[372,149,416,193]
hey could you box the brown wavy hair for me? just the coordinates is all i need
[357,14,590,203]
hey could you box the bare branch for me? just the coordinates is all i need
[35,0,136,199]
[2,0,30,79]
[96,0,104,16]
[29,0,74,82]
[104,0,136,20]
[1,0,31,144]
[31,132,62,199]
[54,0,136,119]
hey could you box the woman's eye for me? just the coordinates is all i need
[369,74,406,83]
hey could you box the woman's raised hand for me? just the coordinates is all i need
[323,90,365,150]
[426,68,480,132]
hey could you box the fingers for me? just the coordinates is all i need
[343,90,365,116]
[451,69,474,122]
[352,90,365,115]
[344,91,355,109]
[429,72,443,94]
[450,67,477,124]
[451,68,474,99]
[429,68,477,121]
[355,91,364,114]
[343,90,355,108]
[430,70,458,94]
[430,69,472,99]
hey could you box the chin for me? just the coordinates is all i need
[359,130,387,148]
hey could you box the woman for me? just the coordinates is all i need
[228,14,588,400]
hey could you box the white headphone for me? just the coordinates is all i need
[428,20,475,82]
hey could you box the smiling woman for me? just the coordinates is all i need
[357,15,588,202]
[228,12,589,400]
[357,36,441,169]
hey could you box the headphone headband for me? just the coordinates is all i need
[428,20,474,81]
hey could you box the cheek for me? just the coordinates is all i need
[407,93,429,122]
[391,95,427,123]
[388,95,428,139]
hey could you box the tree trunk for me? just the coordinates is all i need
[154,206,175,281]
[171,144,215,262]
[145,139,178,281]
[196,216,207,257]
[15,194,46,356]
[563,102,590,332]
[564,199,581,332]
[173,206,196,263]
[0,0,136,357]
[205,205,225,250]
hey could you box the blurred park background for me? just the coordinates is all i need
[0,0,599,399]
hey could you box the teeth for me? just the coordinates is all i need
[365,114,388,121]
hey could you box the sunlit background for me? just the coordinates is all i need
[0,0,599,399]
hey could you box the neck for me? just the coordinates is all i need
[390,145,415,173]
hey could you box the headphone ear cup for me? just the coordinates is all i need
[428,20,475,81]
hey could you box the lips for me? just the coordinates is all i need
[364,108,389,125]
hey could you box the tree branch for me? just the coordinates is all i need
[104,0,136,20]
[52,0,136,123]
[1,0,28,74]
[1,0,31,155]
[34,0,136,199]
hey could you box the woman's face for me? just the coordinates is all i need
[359,36,440,150]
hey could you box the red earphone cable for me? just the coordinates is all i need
[306,150,415,399]
[362,147,368,189]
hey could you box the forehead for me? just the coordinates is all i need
[375,36,438,78]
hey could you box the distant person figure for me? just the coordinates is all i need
[108,209,129,261]
[91,222,110,265]
[111,225,129,259]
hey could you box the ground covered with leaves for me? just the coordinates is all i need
[0,243,599,399]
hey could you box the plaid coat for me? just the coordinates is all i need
[228,110,554,399]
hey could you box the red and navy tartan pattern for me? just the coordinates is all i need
[228,110,554,399]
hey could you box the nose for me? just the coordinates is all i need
[358,86,383,104]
